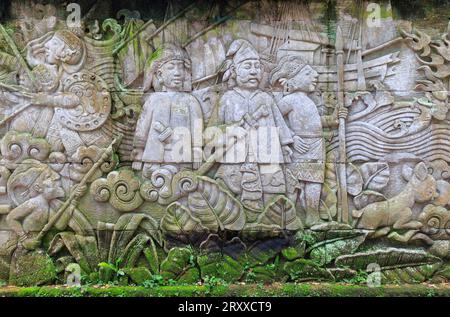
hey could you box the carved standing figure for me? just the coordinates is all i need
[132,43,203,177]
[216,39,293,213]
[270,55,347,226]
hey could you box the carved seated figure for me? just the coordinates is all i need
[5,161,65,250]
[270,55,346,227]
[3,160,88,252]
[132,43,203,177]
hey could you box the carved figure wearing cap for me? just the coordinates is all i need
[216,39,293,213]
[132,43,203,176]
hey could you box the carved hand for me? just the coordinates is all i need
[131,148,144,170]
[282,145,293,163]
[30,92,47,106]
[338,107,348,119]
[158,127,173,143]
[73,184,87,200]
[293,136,310,154]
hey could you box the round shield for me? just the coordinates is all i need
[56,71,111,132]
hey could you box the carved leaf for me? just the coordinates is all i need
[257,196,303,231]
[319,183,337,220]
[121,234,150,268]
[283,259,334,282]
[110,213,162,263]
[346,163,363,196]
[359,162,390,191]
[353,190,387,210]
[160,247,199,283]
[380,263,443,283]
[187,176,246,232]
[336,248,442,270]
[161,202,208,236]
[143,238,160,275]
[307,231,368,266]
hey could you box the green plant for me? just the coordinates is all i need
[203,275,228,294]
[98,259,125,281]
[342,270,369,285]
[142,274,165,288]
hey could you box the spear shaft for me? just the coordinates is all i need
[36,135,123,242]
[0,24,37,90]
[335,26,349,224]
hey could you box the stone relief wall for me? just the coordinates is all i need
[0,0,448,286]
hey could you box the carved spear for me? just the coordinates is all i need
[35,135,123,243]
[0,24,37,90]
[335,26,349,223]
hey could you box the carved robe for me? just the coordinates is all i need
[216,88,293,208]
[134,92,203,164]
[278,91,325,184]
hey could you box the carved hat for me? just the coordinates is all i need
[54,30,83,53]
[226,39,260,65]
[269,55,307,86]
[143,43,191,91]
[6,159,59,206]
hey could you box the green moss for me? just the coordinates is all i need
[160,248,199,284]
[283,259,334,282]
[1,283,450,297]
[9,250,57,287]
[198,253,243,283]
[124,267,153,285]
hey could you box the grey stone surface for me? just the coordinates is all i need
[0,0,448,286]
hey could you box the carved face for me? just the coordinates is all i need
[288,65,318,92]
[40,174,65,200]
[157,60,186,91]
[235,59,262,89]
[44,35,65,65]
[410,163,438,203]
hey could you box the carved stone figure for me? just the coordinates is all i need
[3,160,87,251]
[23,30,111,155]
[0,0,448,288]
[215,39,293,212]
[269,55,347,226]
[132,43,203,176]
[353,162,438,240]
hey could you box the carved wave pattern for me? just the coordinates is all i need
[328,105,450,163]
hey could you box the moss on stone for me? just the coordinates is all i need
[9,250,57,287]
[124,267,153,285]
[160,248,199,284]
[283,259,334,282]
[198,253,243,283]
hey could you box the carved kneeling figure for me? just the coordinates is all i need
[352,162,438,241]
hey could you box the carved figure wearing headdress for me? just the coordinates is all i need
[3,160,88,251]
[216,39,293,212]
[132,43,203,176]
[270,55,346,226]
[21,30,111,155]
